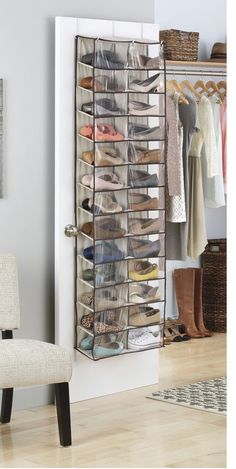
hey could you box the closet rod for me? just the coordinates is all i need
[166,69,227,77]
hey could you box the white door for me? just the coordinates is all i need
[55,17,161,402]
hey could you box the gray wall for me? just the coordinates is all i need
[0,0,154,410]
[155,0,227,317]
[155,0,226,60]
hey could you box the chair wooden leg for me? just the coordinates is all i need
[55,382,72,446]
[1,388,13,424]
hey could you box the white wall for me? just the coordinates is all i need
[0,0,154,411]
[155,0,227,317]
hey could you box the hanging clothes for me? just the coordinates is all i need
[166,95,199,260]
[220,98,227,192]
[187,95,218,259]
[165,95,182,197]
[166,93,186,223]
[202,95,225,208]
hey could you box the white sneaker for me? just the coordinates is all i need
[128,331,159,350]
[148,325,161,337]
[128,328,149,339]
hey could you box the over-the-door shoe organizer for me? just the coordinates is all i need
[75,35,166,360]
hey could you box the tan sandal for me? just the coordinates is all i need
[164,327,183,343]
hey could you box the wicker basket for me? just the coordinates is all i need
[202,239,226,332]
[160,29,199,61]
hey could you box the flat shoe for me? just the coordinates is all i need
[82,269,94,281]
[129,260,159,280]
[128,238,161,258]
[138,54,162,69]
[81,98,124,116]
[84,242,125,263]
[95,297,125,311]
[164,327,184,343]
[128,217,161,235]
[93,173,123,191]
[91,195,123,214]
[82,151,94,165]
[128,169,159,188]
[129,100,159,116]
[129,306,161,326]
[79,292,94,308]
[80,335,93,350]
[95,218,126,239]
[128,145,162,164]
[129,123,161,140]
[80,124,93,138]
[95,98,124,116]
[93,341,124,358]
[79,77,104,91]
[128,192,159,210]
[81,172,124,190]
[129,284,160,303]
[81,50,124,69]
[83,246,94,260]
[95,147,123,166]
[81,313,94,330]
[81,102,93,114]
[81,222,93,237]
[82,198,92,212]
[95,124,124,142]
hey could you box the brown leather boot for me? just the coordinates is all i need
[194,268,213,337]
[173,269,204,338]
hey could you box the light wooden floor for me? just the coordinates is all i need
[0,333,226,468]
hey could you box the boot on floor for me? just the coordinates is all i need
[173,268,204,338]
[194,268,213,337]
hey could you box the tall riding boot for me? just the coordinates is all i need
[173,268,204,338]
[194,268,213,337]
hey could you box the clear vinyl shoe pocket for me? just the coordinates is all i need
[94,213,127,240]
[128,211,165,235]
[78,308,128,334]
[127,324,164,351]
[83,261,128,287]
[77,328,127,360]
[129,301,165,327]
[94,284,128,312]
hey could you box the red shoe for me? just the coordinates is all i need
[95,124,124,141]
[80,125,93,138]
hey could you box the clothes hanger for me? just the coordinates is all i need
[217,80,227,91]
[166,74,189,104]
[180,71,202,98]
[205,80,223,102]
[194,72,209,95]
[217,80,227,98]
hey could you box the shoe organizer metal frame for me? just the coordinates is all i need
[74,35,167,360]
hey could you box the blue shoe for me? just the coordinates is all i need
[84,242,125,263]
[93,341,124,358]
[96,241,125,263]
[80,335,93,350]
[83,246,93,260]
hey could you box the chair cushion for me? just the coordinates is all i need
[0,339,72,389]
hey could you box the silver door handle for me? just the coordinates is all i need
[64,224,79,237]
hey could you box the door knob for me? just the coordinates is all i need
[64,224,79,237]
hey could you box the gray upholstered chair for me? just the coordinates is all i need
[0,254,72,446]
